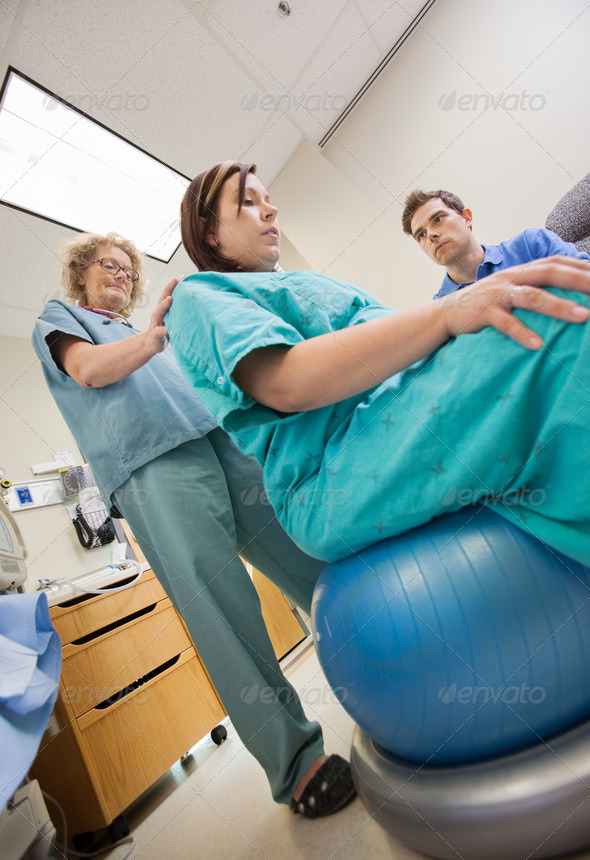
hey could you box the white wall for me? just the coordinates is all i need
[271,0,590,306]
[0,336,115,588]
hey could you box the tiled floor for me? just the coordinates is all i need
[96,643,590,860]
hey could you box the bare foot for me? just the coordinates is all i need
[292,754,329,803]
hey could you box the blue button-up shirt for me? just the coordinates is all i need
[433,228,590,299]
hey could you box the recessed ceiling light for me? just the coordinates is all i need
[0,69,190,262]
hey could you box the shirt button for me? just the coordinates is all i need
[217,376,223,384]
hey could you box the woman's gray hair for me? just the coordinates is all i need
[60,232,146,318]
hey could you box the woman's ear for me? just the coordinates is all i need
[200,216,218,248]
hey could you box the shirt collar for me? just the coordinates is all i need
[435,244,502,297]
[481,243,503,265]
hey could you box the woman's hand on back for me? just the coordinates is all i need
[141,277,181,353]
[56,277,183,388]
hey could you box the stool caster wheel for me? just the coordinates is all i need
[72,831,94,852]
[211,724,227,745]
[108,813,129,843]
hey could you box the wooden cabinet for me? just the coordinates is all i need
[250,567,308,659]
[32,568,226,837]
[32,546,307,838]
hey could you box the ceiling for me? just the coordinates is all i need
[0,0,430,340]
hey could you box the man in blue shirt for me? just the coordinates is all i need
[401,189,590,299]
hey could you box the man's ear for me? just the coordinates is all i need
[461,208,474,230]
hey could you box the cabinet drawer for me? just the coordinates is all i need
[77,651,226,820]
[50,570,167,645]
[60,602,191,717]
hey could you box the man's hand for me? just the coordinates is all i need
[439,255,590,348]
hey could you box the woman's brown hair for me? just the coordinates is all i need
[180,161,256,271]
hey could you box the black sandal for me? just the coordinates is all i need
[290,754,357,818]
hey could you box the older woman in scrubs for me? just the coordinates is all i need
[32,232,356,818]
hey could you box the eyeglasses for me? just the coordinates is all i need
[91,258,140,283]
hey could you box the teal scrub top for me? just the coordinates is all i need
[167,270,590,564]
[32,300,217,502]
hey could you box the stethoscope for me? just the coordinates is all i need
[81,306,135,328]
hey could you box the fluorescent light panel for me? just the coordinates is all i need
[0,70,189,262]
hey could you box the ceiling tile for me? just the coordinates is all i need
[205,0,350,90]
[0,0,23,57]
[239,114,304,186]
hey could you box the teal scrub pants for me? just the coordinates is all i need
[111,429,325,803]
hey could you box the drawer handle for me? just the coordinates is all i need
[94,654,181,710]
[71,602,158,645]
[56,571,144,609]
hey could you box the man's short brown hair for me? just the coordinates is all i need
[401,189,466,236]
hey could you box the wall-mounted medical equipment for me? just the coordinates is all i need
[0,503,28,590]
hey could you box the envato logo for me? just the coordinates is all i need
[441,286,548,311]
[439,484,546,508]
[240,486,348,509]
[115,486,151,508]
[129,291,152,311]
[41,288,63,305]
[439,683,546,706]
[240,90,348,113]
[42,91,150,113]
[438,90,547,112]
[239,287,350,314]
[62,684,150,706]
[45,286,151,314]
[240,683,348,706]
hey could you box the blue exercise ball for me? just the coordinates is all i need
[311,507,590,764]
